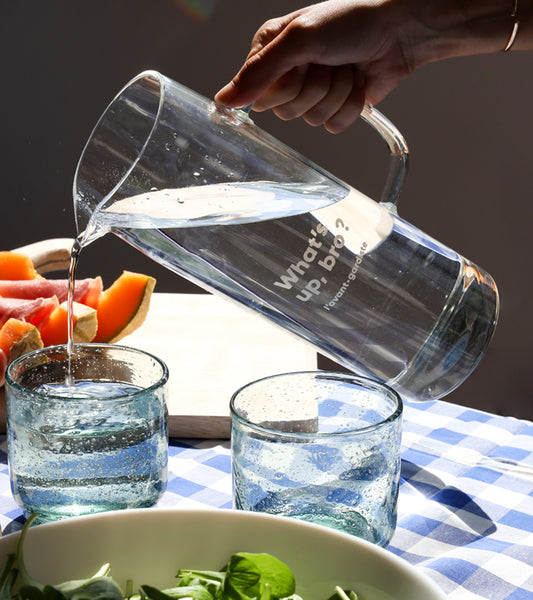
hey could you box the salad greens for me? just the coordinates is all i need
[0,516,358,600]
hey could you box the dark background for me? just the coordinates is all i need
[1,1,531,418]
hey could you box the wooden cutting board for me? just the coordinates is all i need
[1,239,317,438]
[122,293,317,438]
[0,292,317,439]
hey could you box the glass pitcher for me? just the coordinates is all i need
[74,70,499,402]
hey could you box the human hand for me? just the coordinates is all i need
[215,0,417,133]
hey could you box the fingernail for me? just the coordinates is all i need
[214,84,232,105]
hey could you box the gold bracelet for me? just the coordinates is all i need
[502,0,520,51]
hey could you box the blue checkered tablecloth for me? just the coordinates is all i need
[0,399,531,599]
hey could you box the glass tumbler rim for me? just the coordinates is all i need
[5,342,169,403]
[230,370,403,439]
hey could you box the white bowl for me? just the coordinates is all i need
[0,509,445,600]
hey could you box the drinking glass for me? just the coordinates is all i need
[230,371,402,546]
[5,343,168,522]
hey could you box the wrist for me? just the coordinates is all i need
[398,0,531,67]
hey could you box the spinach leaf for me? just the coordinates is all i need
[131,585,214,600]
[0,554,17,600]
[55,576,123,600]
[138,585,174,600]
[228,554,295,600]
[178,553,295,600]
[222,554,261,600]
[15,515,42,592]
[17,584,66,600]
[12,516,123,600]
[329,587,358,600]
[175,569,225,597]
[54,563,123,599]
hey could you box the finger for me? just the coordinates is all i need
[252,66,308,112]
[261,64,332,118]
[301,64,353,126]
[324,70,366,134]
[246,13,298,60]
[215,17,317,108]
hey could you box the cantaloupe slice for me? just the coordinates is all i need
[93,271,156,343]
[0,251,41,280]
[39,301,98,347]
[0,318,43,362]
[80,276,103,308]
[9,324,44,362]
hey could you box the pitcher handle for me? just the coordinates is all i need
[360,105,409,211]
[235,102,408,210]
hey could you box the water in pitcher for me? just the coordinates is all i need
[78,179,497,402]
[78,181,344,245]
